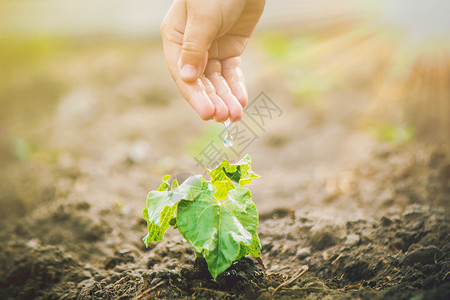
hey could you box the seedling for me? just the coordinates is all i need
[142,154,261,279]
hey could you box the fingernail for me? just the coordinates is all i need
[180,64,197,79]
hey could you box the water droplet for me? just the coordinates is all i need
[223,134,234,147]
[223,119,234,148]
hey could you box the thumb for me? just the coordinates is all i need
[178,13,218,82]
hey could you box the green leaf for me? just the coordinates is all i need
[237,233,262,260]
[157,175,171,191]
[142,155,262,280]
[171,179,179,189]
[142,191,176,246]
[208,154,259,200]
[177,185,259,279]
[142,175,203,247]
[171,175,203,202]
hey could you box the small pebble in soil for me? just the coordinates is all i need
[344,234,360,247]
[310,227,339,250]
[296,248,311,260]
[380,216,393,226]
[402,246,442,266]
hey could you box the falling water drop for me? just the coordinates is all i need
[223,134,234,148]
[223,119,234,148]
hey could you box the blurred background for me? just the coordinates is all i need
[1,2,449,298]
[0,0,449,219]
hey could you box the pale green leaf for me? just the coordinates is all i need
[157,175,171,191]
[171,179,179,189]
[171,175,203,203]
[142,175,204,247]
[142,191,176,246]
[237,233,262,260]
[142,155,262,280]
[177,185,259,279]
[208,154,259,200]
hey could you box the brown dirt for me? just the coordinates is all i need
[1,145,448,299]
[0,40,449,299]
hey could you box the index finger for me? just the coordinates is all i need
[160,1,215,120]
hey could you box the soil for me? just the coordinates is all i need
[0,41,449,299]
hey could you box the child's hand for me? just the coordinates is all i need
[160,0,265,122]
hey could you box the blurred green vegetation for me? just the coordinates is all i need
[257,32,292,60]
[184,124,224,158]
[366,122,415,145]
[0,36,63,76]
[0,37,66,166]
[10,138,33,162]
[255,28,446,143]
[256,31,339,106]
[0,36,66,119]
[0,36,164,167]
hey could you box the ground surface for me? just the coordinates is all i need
[0,40,449,299]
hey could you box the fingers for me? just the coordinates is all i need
[222,57,248,108]
[161,3,215,121]
[170,58,216,121]
[205,59,243,122]
[178,2,220,82]
[178,78,216,121]
[160,0,249,122]
[200,76,229,122]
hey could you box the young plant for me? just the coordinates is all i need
[142,154,261,279]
